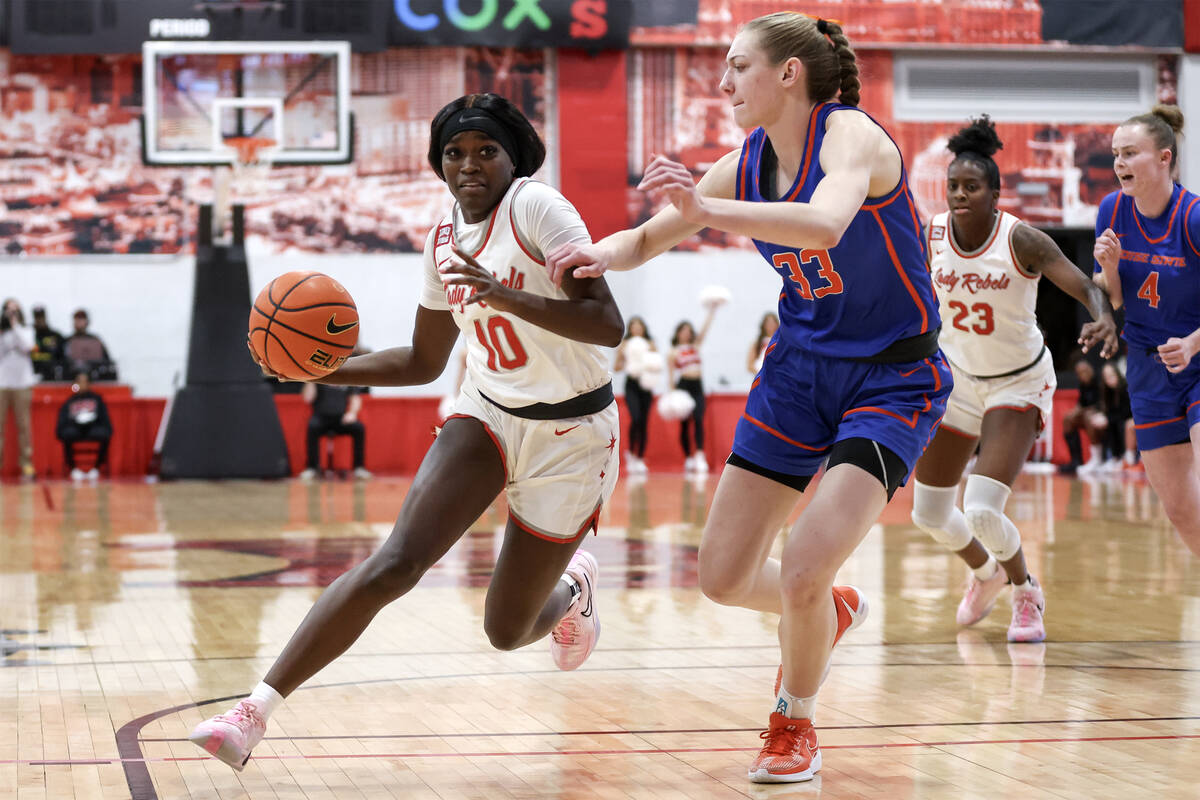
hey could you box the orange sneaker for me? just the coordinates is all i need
[775,585,869,694]
[748,712,821,782]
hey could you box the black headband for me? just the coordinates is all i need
[437,107,519,168]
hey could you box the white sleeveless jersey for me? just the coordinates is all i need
[928,210,1044,376]
[419,178,611,408]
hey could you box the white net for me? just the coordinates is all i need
[224,136,277,201]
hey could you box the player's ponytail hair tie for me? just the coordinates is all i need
[436,107,519,170]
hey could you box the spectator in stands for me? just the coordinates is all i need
[55,371,112,481]
[1062,355,1107,474]
[299,382,371,480]
[1100,361,1139,472]
[30,306,66,381]
[0,298,36,480]
[63,309,117,381]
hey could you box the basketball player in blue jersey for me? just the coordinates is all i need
[1095,104,1200,557]
[548,12,950,783]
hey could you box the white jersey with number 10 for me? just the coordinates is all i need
[419,178,611,408]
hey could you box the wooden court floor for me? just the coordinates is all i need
[2,468,1199,799]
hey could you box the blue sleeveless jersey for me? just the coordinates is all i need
[735,102,939,358]
[1094,185,1200,350]
[1095,184,1200,450]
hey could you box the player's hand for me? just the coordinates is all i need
[637,154,706,224]
[546,240,609,286]
[1158,335,1199,373]
[441,246,514,311]
[246,337,294,382]
[1078,314,1119,359]
[1093,228,1122,272]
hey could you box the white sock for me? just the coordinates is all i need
[247,681,285,719]
[1012,576,1036,591]
[774,683,817,721]
[972,555,999,581]
[560,575,581,608]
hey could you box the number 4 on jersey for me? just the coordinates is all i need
[1137,271,1161,309]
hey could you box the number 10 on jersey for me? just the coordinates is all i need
[474,316,529,370]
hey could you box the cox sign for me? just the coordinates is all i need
[390,0,631,49]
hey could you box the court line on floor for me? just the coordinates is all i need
[24,731,1200,769]
[134,714,1200,742]
[113,661,1200,798]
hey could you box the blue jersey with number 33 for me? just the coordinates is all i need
[735,102,939,359]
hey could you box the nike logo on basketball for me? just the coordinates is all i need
[326,315,358,335]
[555,425,580,436]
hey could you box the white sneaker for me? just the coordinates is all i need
[86,468,99,481]
[691,451,708,473]
[70,468,85,482]
[1077,455,1102,474]
[298,468,318,481]
[352,467,373,480]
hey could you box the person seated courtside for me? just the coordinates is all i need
[62,308,117,381]
[30,305,67,381]
[56,371,112,481]
[299,382,371,480]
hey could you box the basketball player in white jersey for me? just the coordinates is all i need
[912,116,1117,642]
[190,93,624,772]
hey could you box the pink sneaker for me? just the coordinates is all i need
[551,549,599,670]
[1008,580,1046,643]
[774,585,869,695]
[188,699,267,772]
[956,565,1008,626]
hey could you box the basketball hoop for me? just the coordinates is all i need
[223,135,277,201]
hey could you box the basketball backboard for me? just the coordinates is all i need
[142,40,352,166]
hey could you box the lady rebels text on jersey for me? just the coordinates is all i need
[928,210,1043,377]
[420,178,612,408]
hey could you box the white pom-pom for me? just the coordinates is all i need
[699,284,732,309]
[623,336,650,376]
[638,350,665,392]
[656,389,696,421]
[437,394,456,421]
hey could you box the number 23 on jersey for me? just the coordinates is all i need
[773,249,845,300]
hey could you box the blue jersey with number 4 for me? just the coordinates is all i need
[1095,185,1200,350]
[735,102,938,358]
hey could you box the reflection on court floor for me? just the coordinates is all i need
[2,470,1198,799]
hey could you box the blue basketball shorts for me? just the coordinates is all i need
[1125,346,1200,451]
[733,339,953,483]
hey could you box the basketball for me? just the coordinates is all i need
[248,271,359,381]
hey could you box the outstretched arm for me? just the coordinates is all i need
[442,246,623,346]
[645,110,878,250]
[546,149,740,285]
[1012,222,1118,358]
[694,303,720,348]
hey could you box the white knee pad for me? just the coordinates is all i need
[912,481,972,551]
[963,474,1021,560]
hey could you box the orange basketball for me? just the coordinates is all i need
[248,271,359,381]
